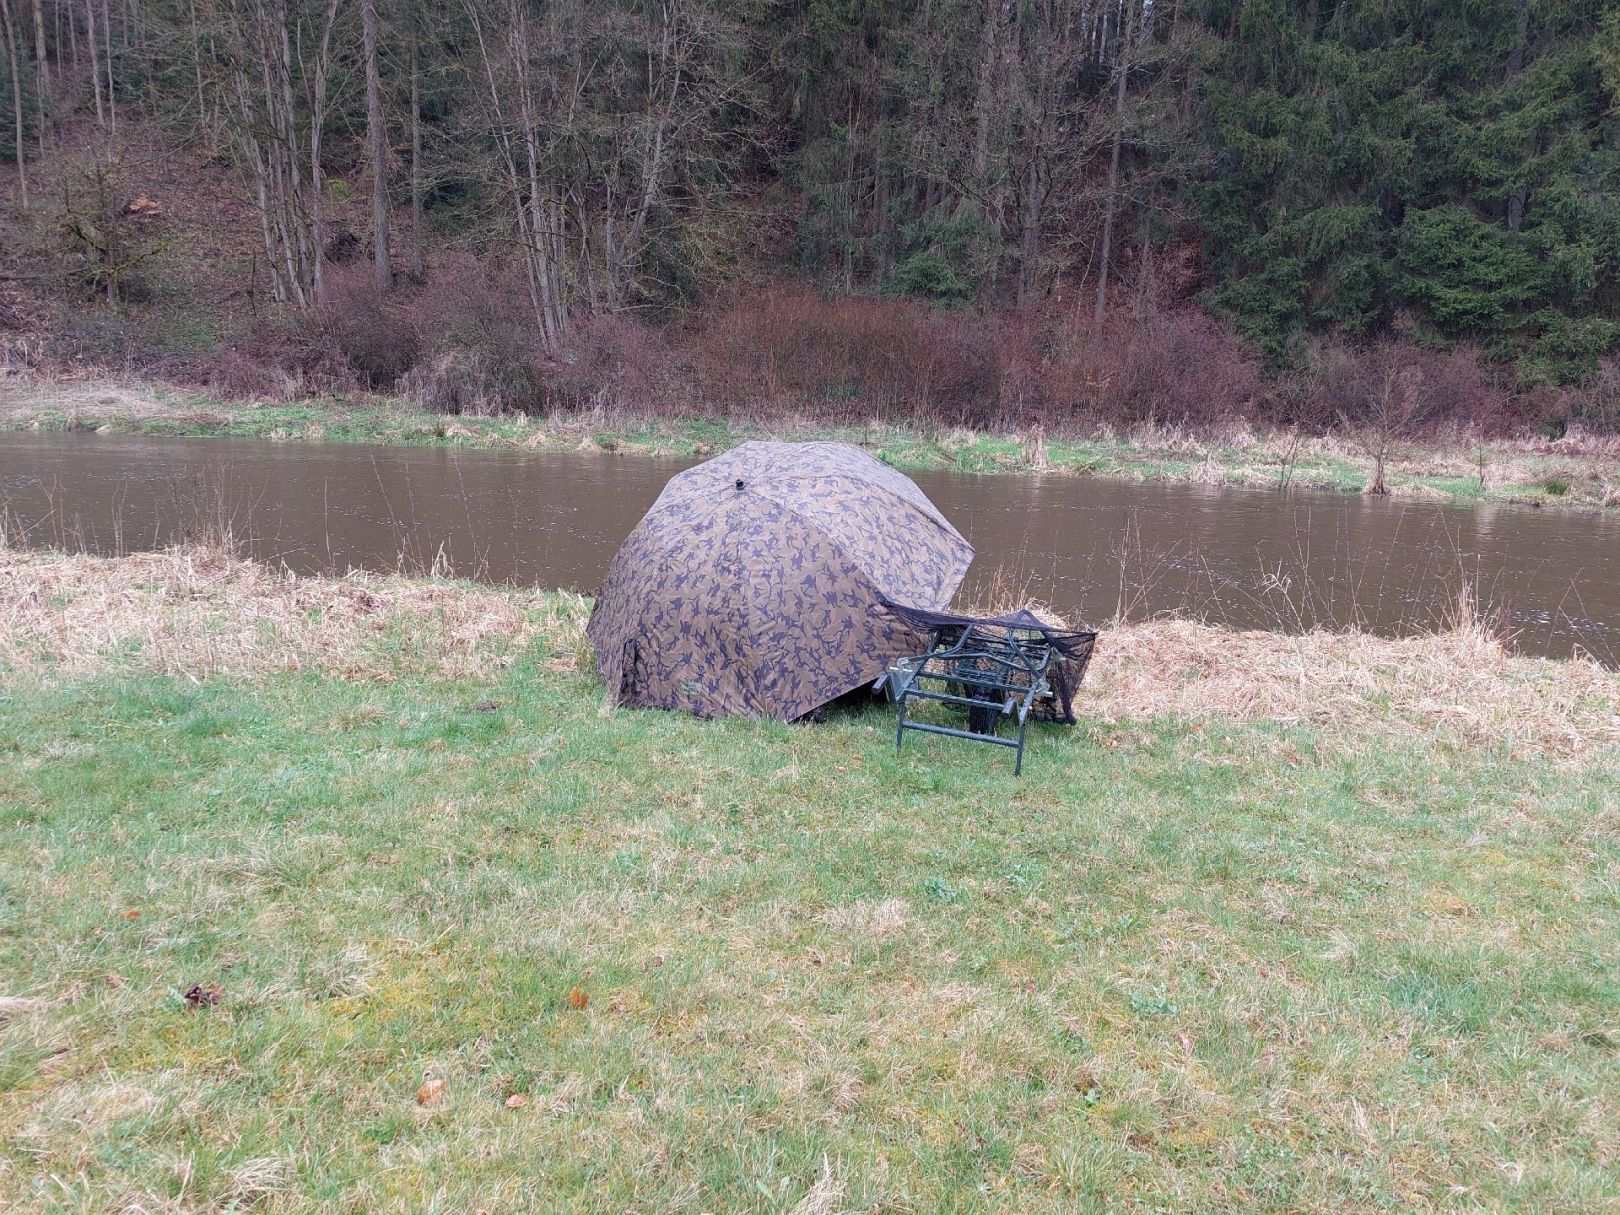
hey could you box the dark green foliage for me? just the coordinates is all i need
[889,250,975,301]
[1194,0,1620,381]
[1394,206,1546,335]
[0,41,36,161]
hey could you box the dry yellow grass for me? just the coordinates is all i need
[0,545,588,683]
[1088,614,1620,755]
[4,546,1615,757]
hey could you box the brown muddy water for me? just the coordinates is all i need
[3,433,1618,663]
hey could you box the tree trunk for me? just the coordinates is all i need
[225,0,334,312]
[971,0,1012,295]
[1505,0,1529,234]
[85,0,103,127]
[100,0,113,133]
[29,0,45,150]
[1093,0,1134,324]
[1132,219,1152,316]
[187,0,204,127]
[361,0,391,291]
[409,22,423,280]
[309,0,339,301]
[843,104,856,292]
[469,0,560,349]
[1018,156,1039,304]
[130,0,156,112]
[0,0,26,211]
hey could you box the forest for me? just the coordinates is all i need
[2,0,1619,435]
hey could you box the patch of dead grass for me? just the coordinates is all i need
[3,547,1616,756]
[817,898,912,942]
[0,376,194,424]
[1087,615,1620,756]
[0,545,589,683]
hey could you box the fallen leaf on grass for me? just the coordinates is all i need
[1440,894,1469,916]
[183,984,222,1007]
[416,1078,447,1107]
[122,909,141,920]
[504,1093,528,1109]
[567,987,590,1010]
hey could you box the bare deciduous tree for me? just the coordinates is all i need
[58,155,167,306]
[85,0,104,128]
[29,0,45,151]
[464,0,750,345]
[408,13,423,281]
[0,0,24,210]
[1093,0,1136,321]
[361,0,390,291]
[1338,345,1431,495]
[220,0,342,310]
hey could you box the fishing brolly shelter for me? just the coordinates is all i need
[588,441,974,720]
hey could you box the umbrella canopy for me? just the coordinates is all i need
[588,441,974,720]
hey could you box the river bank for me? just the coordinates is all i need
[2,545,1617,1211]
[5,375,1619,512]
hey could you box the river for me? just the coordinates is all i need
[3,433,1617,663]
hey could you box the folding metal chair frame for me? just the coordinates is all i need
[882,623,1057,774]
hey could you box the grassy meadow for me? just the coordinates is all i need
[4,376,1619,511]
[1,547,1618,1213]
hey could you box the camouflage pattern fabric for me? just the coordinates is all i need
[588,441,975,720]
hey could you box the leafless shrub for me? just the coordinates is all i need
[549,314,677,414]
[190,321,355,402]
[1274,429,1306,491]
[1581,356,1620,434]
[1031,301,1266,431]
[399,348,536,417]
[54,155,169,309]
[395,257,542,413]
[1316,341,1434,494]
[308,265,419,388]
[691,287,1000,426]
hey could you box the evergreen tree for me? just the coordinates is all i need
[1193,0,1620,381]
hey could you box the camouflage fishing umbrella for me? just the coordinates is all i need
[588,441,974,720]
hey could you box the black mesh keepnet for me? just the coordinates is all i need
[879,599,1099,725]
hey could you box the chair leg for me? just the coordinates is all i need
[895,697,908,756]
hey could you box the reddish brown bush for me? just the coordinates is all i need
[393,257,543,413]
[173,265,1576,438]
[386,257,682,415]
[399,348,535,417]
[682,287,1274,433]
[690,288,1003,426]
[308,265,420,389]
[549,313,678,414]
[1305,339,1517,438]
[1033,303,1268,431]
[187,319,355,401]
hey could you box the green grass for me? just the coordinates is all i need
[2,628,1618,1211]
[5,378,1618,511]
